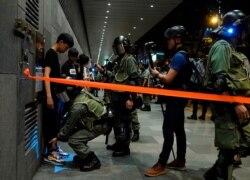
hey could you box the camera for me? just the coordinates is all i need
[144,41,156,53]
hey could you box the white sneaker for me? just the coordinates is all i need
[55,146,69,157]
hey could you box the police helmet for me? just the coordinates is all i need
[112,35,131,55]
[213,10,246,37]
[68,47,79,57]
[164,25,186,40]
[223,10,245,26]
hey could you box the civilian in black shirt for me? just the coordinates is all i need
[43,33,74,165]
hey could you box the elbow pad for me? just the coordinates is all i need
[211,74,228,93]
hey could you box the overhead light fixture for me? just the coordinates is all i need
[150,5,154,8]
[104,21,107,24]
[133,26,136,30]
[107,3,111,6]
[128,33,131,36]
[140,17,144,21]
[106,10,110,13]
[105,16,108,19]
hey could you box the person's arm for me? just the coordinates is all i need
[44,66,54,109]
[153,68,178,84]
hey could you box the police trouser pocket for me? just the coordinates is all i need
[215,113,240,149]
[240,121,250,148]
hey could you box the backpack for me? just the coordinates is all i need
[179,51,205,91]
[189,58,205,91]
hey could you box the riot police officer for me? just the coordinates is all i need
[203,10,250,179]
[108,35,142,157]
[57,89,112,171]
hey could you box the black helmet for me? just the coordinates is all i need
[222,10,245,26]
[113,35,130,47]
[112,35,131,55]
[68,47,79,57]
[213,10,246,38]
[164,25,186,39]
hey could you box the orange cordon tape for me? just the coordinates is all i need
[24,68,250,104]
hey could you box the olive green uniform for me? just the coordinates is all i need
[204,39,250,179]
[111,53,140,154]
[58,89,109,160]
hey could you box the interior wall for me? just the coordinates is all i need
[0,0,86,179]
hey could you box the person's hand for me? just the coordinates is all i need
[150,68,159,77]
[95,63,104,72]
[49,137,57,144]
[126,99,134,110]
[234,104,249,119]
[47,96,54,109]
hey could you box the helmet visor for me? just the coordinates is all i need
[112,44,125,55]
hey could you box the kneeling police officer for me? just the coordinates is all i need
[57,88,112,171]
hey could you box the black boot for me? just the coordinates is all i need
[204,163,233,180]
[112,147,130,157]
[73,155,84,166]
[131,130,139,142]
[80,152,101,172]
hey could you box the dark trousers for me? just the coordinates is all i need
[112,97,131,150]
[191,100,208,116]
[42,95,60,152]
[158,103,186,165]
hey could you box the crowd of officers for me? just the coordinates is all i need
[42,9,250,180]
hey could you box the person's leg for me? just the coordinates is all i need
[68,124,105,171]
[167,104,187,171]
[158,105,176,165]
[111,98,131,157]
[187,100,198,120]
[204,149,235,179]
[141,94,151,111]
[130,110,140,142]
[199,100,208,120]
[145,104,174,177]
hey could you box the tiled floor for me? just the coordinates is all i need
[33,99,250,180]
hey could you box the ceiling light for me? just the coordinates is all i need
[104,21,107,24]
[106,10,110,13]
[140,17,144,21]
[105,16,108,19]
[107,3,111,6]
[128,33,131,36]
[150,5,154,8]
[133,26,136,30]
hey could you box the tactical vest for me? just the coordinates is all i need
[73,89,105,129]
[206,40,250,149]
[227,47,250,96]
[114,54,139,85]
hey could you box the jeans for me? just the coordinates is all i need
[158,103,186,165]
